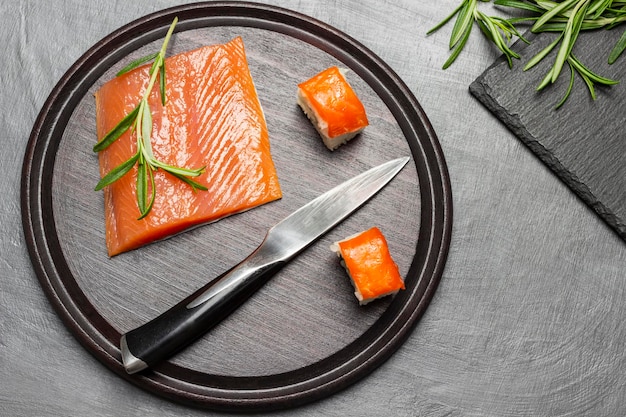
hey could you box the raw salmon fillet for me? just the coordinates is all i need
[331,227,404,305]
[95,37,282,256]
[297,66,369,150]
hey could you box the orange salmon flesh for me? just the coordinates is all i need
[95,37,282,256]
[297,66,368,146]
[335,227,404,305]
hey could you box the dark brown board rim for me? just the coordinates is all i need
[21,1,452,411]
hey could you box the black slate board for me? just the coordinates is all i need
[470,27,626,241]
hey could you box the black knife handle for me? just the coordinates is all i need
[120,258,286,374]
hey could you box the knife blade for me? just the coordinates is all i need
[120,156,409,374]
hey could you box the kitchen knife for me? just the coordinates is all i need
[120,156,410,374]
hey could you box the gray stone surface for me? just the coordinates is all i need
[471,28,626,240]
[3,1,626,416]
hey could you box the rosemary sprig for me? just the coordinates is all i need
[93,17,207,220]
[428,0,625,107]
[427,0,529,69]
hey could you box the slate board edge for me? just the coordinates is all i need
[469,66,626,242]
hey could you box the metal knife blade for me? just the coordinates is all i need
[120,156,409,374]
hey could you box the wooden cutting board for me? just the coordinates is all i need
[470,27,626,241]
[20,4,452,410]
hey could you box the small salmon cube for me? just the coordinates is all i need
[331,227,404,305]
[297,66,369,150]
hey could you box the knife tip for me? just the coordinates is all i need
[390,156,410,167]
[388,156,410,173]
[120,334,148,374]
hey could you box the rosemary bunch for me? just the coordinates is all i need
[429,0,626,107]
[427,0,530,69]
[93,17,207,219]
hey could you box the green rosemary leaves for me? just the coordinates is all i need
[93,17,207,220]
[427,0,529,69]
[429,0,626,107]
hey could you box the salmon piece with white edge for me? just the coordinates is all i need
[297,66,369,150]
[331,227,405,305]
[95,37,282,256]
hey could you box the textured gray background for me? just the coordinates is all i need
[3,1,626,416]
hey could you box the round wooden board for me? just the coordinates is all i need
[21,2,452,411]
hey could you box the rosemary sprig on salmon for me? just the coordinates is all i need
[93,17,207,220]
[94,35,281,256]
